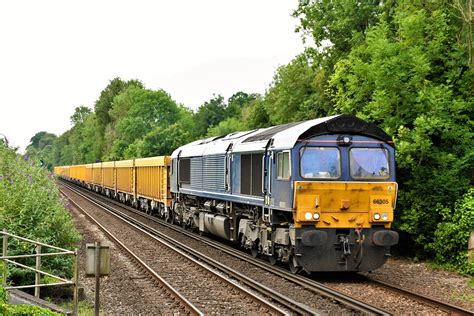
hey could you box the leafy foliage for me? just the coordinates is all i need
[25,132,57,170]
[430,189,474,274]
[265,53,332,124]
[1,285,59,316]
[0,144,80,284]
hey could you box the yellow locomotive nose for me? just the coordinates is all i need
[293,181,398,229]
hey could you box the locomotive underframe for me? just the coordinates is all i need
[169,192,397,272]
[168,194,392,272]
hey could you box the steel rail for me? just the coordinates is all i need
[367,278,474,316]
[61,189,204,316]
[61,186,295,316]
[61,181,389,315]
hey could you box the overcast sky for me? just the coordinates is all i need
[0,1,306,151]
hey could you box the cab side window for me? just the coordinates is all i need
[277,151,291,180]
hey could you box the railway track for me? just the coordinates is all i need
[364,277,473,315]
[60,184,312,315]
[60,181,391,315]
[61,189,202,315]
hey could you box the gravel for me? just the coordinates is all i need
[362,257,474,311]
[66,199,181,314]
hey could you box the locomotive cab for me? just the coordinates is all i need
[289,134,398,272]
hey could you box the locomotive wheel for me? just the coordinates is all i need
[268,255,278,266]
[289,255,301,274]
[251,249,258,258]
[251,246,259,258]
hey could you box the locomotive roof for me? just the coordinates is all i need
[171,114,393,158]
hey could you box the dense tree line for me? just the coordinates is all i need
[27,0,473,274]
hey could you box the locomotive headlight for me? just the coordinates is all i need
[381,212,388,221]
[304,212,313,220]
[373,213,381,220]
[313,212,320,220]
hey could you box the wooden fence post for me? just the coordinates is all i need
[35,242,41,298]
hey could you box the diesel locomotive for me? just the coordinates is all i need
[55,114,399,273]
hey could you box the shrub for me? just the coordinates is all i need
[0,143,80,285]
[429,188,474,275]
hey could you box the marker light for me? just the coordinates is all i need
[374,213,381,220]
[381,213,388,221]
[343,136,351,143]
[313,213,320,220]
[304,212,313,220]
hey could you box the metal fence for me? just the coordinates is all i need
[0,229,78,315]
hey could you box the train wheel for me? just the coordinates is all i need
[268,255,278,266]
[251,248,259,258]
[289,255,301,274]
[167,210,174,224]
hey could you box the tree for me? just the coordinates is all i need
[264,53,332,124]
[70,106,91,125]
[93,77,144,158]
[94,78,143,129]
[226,92,259,118]
[329,0,474,260]
[246,98,271,129]
[293,0,390,69]
[107,86,180,160]
[25,132,57,169]
[193,95,228,136]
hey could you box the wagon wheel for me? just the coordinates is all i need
[166,209,175,224]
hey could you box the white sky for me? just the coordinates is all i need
[0,1,305,151]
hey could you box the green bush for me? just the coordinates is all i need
[0,285,7,303]
[429,188,474,274]
[1,285,60,315]
[0,143,80,285]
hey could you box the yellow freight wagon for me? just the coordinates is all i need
[135,156,171,207]
[62,166,70,179]
[102,161,115,189]
[115,159,134,195]
[92,162,102,186]
[85,164,93,184]
[54,166,67,178]
[70,164,86,182]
